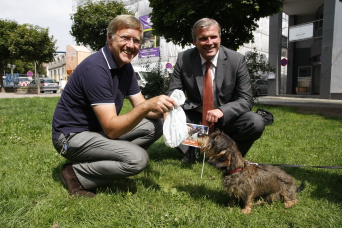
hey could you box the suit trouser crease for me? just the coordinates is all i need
[53,118,163,190]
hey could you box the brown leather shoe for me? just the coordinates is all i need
[60,163,95,198]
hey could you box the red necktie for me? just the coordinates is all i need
[202,61,214,133]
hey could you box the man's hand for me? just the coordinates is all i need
[145,95,176,114]
[205,109,224,123]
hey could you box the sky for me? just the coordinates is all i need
[1,0,75,52]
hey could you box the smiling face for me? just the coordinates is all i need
[107,28,141,68]
[193,24,221,61]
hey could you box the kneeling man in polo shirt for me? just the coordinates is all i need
[52,15,176,197]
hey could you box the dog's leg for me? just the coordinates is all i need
[241,196,253,214]
[281,193,298,208]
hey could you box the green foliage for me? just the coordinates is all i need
[245,48,275,82]
[0,19,56,77]
[71,1,132,51]
[0,19,18,64]
[141,67,170,98]
[0,97,341,227]
[149,0,284,50]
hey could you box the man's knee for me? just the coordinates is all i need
[249,112,265,139]
[124,153,149,175]
[224,111,265,140]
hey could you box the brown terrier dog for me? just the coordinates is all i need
[197,131,304,214]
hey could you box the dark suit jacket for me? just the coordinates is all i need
[168,46,254,125]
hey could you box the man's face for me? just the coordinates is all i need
[193,25,221,61]
[107,28,141,68]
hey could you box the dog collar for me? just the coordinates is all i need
[245,161,259,166]
[227,167,243,175]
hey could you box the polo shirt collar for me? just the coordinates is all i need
[101,45,119,70]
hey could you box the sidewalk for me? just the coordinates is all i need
[256,96,342,117]
[1,92,342,108]
[256,96,342,108]
[0,92,61,99]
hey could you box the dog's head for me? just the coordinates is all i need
[198,131,238,157]
[198,131,245,170]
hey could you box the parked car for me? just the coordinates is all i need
[252,79,268,96]
[29,78,59,93]
[18,77,32,87]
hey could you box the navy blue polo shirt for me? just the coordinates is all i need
[52,45,140,140]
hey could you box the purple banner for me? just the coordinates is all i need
[139,15,153,30]
[139,48,160,58]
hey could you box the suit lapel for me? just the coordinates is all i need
[192,51,204,98]
[215,48,227,91]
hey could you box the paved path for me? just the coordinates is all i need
[1,92,341,108]
[257,96,342,108]
[0,92,61,99]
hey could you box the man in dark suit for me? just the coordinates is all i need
[167,18,265,162]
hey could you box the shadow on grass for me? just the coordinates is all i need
[283,167,342,203]
[147,141,182,161]
[176,183,229,207]
[51,162,163,196]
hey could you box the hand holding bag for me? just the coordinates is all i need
[163,90,188,148]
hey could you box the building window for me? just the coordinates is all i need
[314,5,324,40]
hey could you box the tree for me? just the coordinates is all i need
[0,19,19,90]
[71,1,132,51]
[149,0,284,50]
[8,24,56,76]
[0,20,55,91]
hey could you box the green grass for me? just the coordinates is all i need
[0,97,341,227]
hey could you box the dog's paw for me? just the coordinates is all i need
[241,207,252,214]
[284,199,298,208]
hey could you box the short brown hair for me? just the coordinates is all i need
[107,15,143,36]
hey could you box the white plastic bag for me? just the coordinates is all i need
[163,90,188,148]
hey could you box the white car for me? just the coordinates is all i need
[29,78,59,93]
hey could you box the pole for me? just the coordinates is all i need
[35,61,40,94]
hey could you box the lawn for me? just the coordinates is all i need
[0,97,341,227]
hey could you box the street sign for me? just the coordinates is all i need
[27,71,33,77]
[165,63,172,69]
[281,58,288,66]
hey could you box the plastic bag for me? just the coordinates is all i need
[163,90,188,148]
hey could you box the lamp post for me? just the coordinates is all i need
[7,63,16,75]
[7,63,16,88]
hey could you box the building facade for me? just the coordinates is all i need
[47,54,67,82]
[269,0,342,99]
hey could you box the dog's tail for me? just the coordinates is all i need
[297,179,305,193]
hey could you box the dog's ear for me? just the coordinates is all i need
[209,149,231,168]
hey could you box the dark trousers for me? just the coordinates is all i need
[178,109,265,157]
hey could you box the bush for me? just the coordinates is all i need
[141,67,170,98]
[245,48,275,82]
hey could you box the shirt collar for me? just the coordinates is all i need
[101,45,119,70]
[200,50,220,67]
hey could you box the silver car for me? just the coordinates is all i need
[29,78,59,93]
[252,79,268,96]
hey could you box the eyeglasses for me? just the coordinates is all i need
[115,34,141,46]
